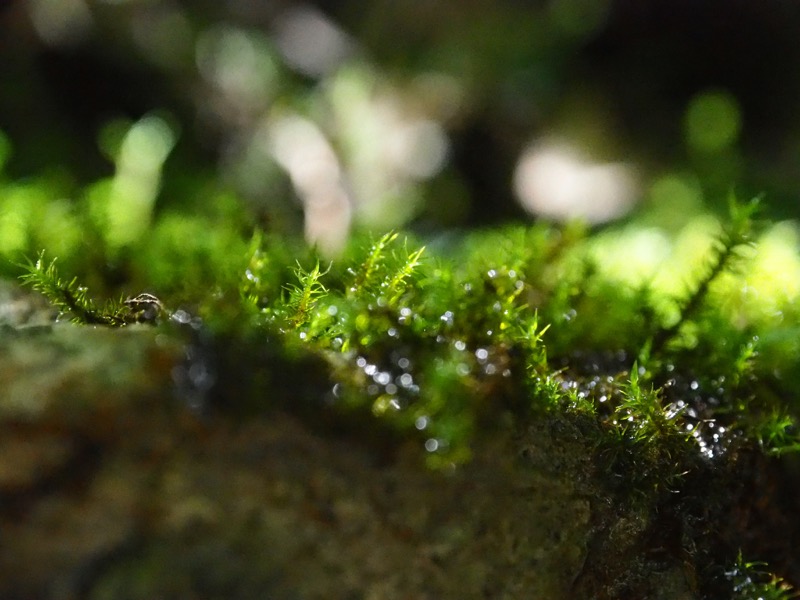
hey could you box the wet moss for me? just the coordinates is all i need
[14,198,800,597]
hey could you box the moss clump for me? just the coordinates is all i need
[17,197,800,597]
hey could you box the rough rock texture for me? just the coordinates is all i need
[0,321,598,599]
[0,283,707,599]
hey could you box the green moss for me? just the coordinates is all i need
[727,553,799,600]
[16,197,800,596]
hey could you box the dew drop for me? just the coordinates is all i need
[172,309,192,324]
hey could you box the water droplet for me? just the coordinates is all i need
[399,373,414,387]
[189,362,213,389]
[454,340,466,351]
[327,305,338,316]
[690,381,699,390]
[415,416,429,430]
[385,383,398,395]
[440,311,454,326]
[425,438,440,452]
[487,269,497,278]
[397,357,411,370]
[475,348,489,362]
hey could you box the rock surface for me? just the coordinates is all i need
[0,282,704,599]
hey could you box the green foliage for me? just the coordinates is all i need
[284,261,330,329]
[752,410,800,456]
[19,252,129,326]
[728,553,798,600]
[16,191,800,594]
[18,195,800,473]
[651,196,761,353]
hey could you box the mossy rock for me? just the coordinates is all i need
[4,204,800,598]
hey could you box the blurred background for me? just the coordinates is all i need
[2,0,800,264]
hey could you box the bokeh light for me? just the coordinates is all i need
[684,90,742,153]
[513,140,639,223]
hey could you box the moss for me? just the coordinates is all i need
[15,197,800,597]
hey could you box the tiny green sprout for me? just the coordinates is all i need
[18,251,127,326]
[383,243,425,306]
[18,251,168,326]
[284,261,330,330]
[754,411,800,456]
[652,195,761,354]
[614,362,677,443]
[728,552,798,600]
[347,231,399,296]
